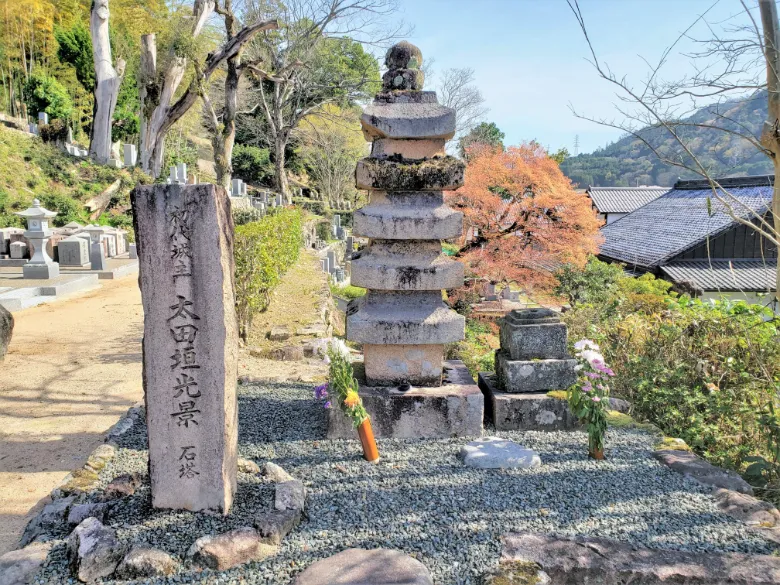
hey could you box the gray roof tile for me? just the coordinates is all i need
[661,259,777,292]
[587,186,668,213]
[599,178,773,269]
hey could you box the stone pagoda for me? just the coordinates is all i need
[330,41,483,439]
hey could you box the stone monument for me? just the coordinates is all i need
[84,227,108,271]
[478,308,579,431]
[131,183,239,512]
[58,236,90,267]
[15,200,60,279]
[330,41,483,439]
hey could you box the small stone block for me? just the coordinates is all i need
[188,527,277,571]
[355,156,464,191]
[275,480,306,511]
[268,326,292,341]
[293,548,433,585]
[363,343,444,386]
[254,509,301,544]
[495,350,577,393]
[460,437,541,469]
[478,373,580,431]
[328,361,483,439]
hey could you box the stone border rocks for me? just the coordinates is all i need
[498,532,780,584]
[292,548,434,585]
[653,449,754,494]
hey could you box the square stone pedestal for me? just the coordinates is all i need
[327,360,483,439]
[495,350,577,393]
[478,373,580,431]
[23,262,60,279]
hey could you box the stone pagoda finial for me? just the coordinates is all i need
[382,41,424,91]
[348,41,467,388]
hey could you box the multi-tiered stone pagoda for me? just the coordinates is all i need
[330,42,483,439]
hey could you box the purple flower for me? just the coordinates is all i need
[591,396,601,402]
[585,372,599,379]
[314,383,329,400]
[582,383,593,392]
[323,401,332,409]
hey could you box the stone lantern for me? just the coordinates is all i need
[15,199,59,279]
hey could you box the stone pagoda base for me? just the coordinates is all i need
[478,373,580,432]
[327,360,483,439]
[23,262,60,279]
[495,350,578,393]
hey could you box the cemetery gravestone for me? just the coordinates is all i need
[58,237,90,267]
[10,241,27,259]
[124,144,138,167]
[131,183,238,513]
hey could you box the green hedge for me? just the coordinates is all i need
[234,208,303,340]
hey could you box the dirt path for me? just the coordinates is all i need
[0,277,144,554]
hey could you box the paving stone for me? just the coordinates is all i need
[263,462,294,483]
[714,488,780,527]
[501,532,780,584]
[237,457,261,475]
[275,480,306,512]
[0,542,52,585]
[254,509,301,544]
[19,496,75,547]
[268,326,292,341]
[103,472,142,500]
[187,527,278,571]
[115,546,178,578]
[293,548,433,585]
[653,450,754,494]
[67,517,125,583]
[67,502,110,527]
[460,437,541,469]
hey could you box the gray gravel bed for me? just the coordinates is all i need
[33,381,779,585]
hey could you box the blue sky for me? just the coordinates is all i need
[394,0,756,154]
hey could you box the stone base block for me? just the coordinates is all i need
[23,262,60,279]
[478,373,580,431]
[363,343,444,386]
[495,350,577,393]
[328,360,483,439]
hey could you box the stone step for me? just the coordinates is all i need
[347,291,464,344]
[353,192,462,240]
[361,93,455,140]
[351,240,463,290]
[355,156,464,191]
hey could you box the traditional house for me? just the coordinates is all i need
[599,175,777,311]
[586,185,668,224]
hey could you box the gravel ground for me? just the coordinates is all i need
[34,381,780,585]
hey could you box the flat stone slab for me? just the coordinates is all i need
[501,532,780,584]
[479,373,580,431]
[293,548,433,585]
[460,437,541,469]
[495,350,577,393]
[328,361,483,439]
[355,156,464,191]
[350,240,464,291]
[0,542,52,585]
[353,192,463,241]
[654,450,754,494]
[361,100,455,140]
[347,291,464,345]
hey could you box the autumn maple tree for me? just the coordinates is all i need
[446,142,602,294]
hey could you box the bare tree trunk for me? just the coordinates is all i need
[213,55,239,189]
[90,0,125,164]
[759,0,780,303]
[273,135,289,198]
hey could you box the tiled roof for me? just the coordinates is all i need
[586,186,668,213]
[599,176,773,269]
[661,259,777,292]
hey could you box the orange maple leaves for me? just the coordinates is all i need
[446,142,602,293]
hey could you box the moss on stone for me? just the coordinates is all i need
[482,561,544,584]
[655,436,692,451]
[58,468,100,495]
[546,390,568,400]
[606,410,661,434]
[357,156,465,191]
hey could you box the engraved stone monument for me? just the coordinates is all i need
[131,183,239,512]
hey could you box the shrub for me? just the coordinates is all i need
[330,283,366,300]
[315,221,331,242]
[39,119,69,143]
[24,71,74,121]
[234,208,303,339]
[560,257,780,491]
[446,318,499,379]
[232,145,273,185]
[232,207,264,226]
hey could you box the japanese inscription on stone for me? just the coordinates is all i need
[132,183,238,513]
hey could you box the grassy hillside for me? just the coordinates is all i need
[561,91,773,187]
[0,125,146,236]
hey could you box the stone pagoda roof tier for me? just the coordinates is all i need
[353,192,463,240]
